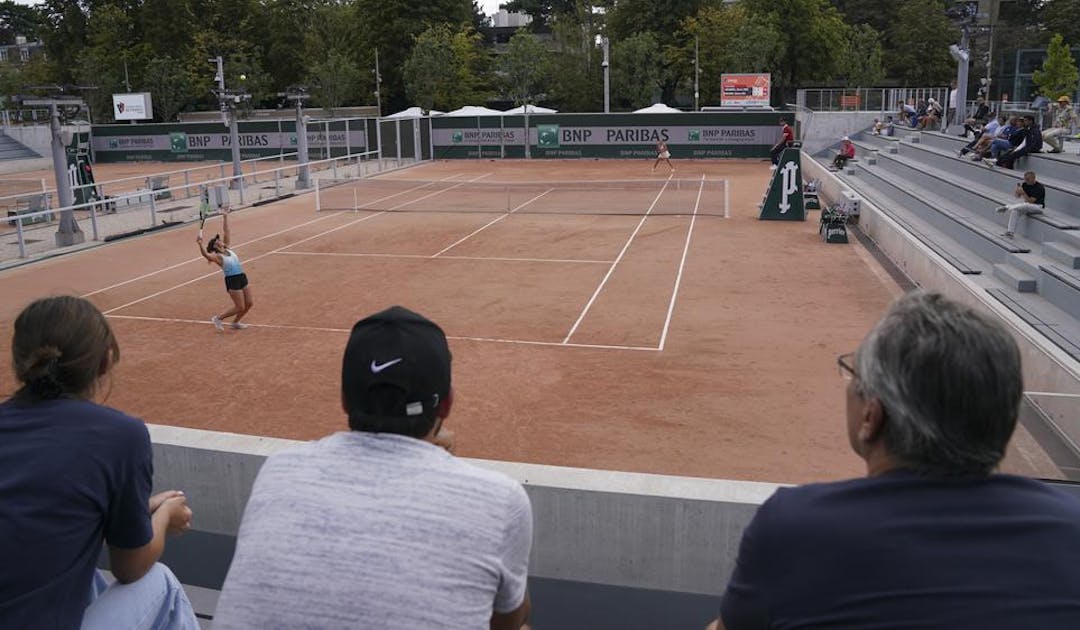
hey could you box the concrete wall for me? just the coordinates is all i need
[1,124,52,155]
[797,111,881,155]
[149,424,781,597]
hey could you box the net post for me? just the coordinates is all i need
[353,188,358,212]
[724,178,730,219]
[15,217,26,258]
[315,177,321,212]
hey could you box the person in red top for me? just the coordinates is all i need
[832,137,856,169]
[770,118,795,168]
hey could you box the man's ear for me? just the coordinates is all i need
[437,386,454,420]
[341,389,348,415]
[859,397,887,444]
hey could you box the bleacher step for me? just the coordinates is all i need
[993,264,1037,292]
[1045,241,1080,269]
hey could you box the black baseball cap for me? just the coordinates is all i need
[342,306,451,421]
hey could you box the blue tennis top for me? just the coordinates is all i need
[221,249,244,277]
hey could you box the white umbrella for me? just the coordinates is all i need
[504,104,558,114]
[441,105,505,117]
[385,107,444,118]
[632,103,683,113]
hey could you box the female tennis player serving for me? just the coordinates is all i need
[652,139,675,173]
[196,208,253,331]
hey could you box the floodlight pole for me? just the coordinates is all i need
[283,88,312,188]
[951,28,970,131]
[211,56,245,189]
[694,36,700,112]
[24,97,85,246]
[601,37,610,113]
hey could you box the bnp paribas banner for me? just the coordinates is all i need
[91,122,369,162]
[431,113,782,159]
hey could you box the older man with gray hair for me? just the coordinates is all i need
[707,291,1080,630]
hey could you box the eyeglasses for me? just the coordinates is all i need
[837,353,856,380]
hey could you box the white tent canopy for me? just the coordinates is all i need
[441,105,505,117]
[504,104,557,114]
[385,106,443,118]
[632,103,683,113]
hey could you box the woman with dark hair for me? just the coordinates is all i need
[0,296,197,628]
[196,207,254,332]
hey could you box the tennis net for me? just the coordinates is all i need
[314,177,730,217]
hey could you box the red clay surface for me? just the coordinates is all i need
[0,158,1055,484]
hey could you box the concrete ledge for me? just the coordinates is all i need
[149,424,783,597]
[993,263,1037,292]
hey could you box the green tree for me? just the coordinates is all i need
[75,4,142,121]
[142,56,193,122]
[308,50,362,112]
[742,0,852,103]
[402,25,456,110]
[886,0,956,86]
[500,28,550,106]
[545,9,602,112]
[1032,34,1079,101]
[611,32,662,110]
[40,0,89,84]
[139,0,198,61]
[447,25,492,108]
[844,23,885,88]
[356,0,473,112]
[0,1,46,45]
[503,0,579,28]
[607,0,705,104]
[1040,0,1080,46]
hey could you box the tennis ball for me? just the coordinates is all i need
[239,73,247,81]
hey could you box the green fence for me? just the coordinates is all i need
[91,120,372,163]
[430,112,784,159]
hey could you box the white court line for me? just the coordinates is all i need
[562,173,674,344]
[105,314,660,352]
[82,177,455,299]
[276,251,613,264]
[102,174,492,315]
[431,188,554,257]
[657,175,705,351]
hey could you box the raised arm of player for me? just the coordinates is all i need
[222,208,232,248]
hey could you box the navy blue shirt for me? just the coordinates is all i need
[0,398,153,628]
[721,471,1080,629]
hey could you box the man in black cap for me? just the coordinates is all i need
[214,306,533,630]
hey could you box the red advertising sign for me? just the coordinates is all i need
[720,74,771,108]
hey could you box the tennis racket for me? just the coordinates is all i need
[197,190,211,238]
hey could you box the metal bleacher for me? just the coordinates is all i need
[0,130,41,161]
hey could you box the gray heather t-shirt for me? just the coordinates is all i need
[214,432,532,629]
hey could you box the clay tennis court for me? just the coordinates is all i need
[0,158,1054,484]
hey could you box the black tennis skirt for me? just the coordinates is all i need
[224,273,249,291]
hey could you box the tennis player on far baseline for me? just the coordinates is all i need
[653,139,675,173]
[196,207,254,331]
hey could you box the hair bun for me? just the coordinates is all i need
[23,346,65,399]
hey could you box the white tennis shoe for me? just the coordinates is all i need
[232,322,250,330]
[211,315,224,332]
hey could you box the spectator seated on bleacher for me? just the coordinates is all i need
[213,306,533,630]
[706,291,1080,630]
[983,116,1024,163]
[0,296,197,629]
[960,98,992,138]
[1042,95,1077,153]
[995,171,1046,239]
[898,100,917,127]
[831,137,856,170]
[872,116,895,137]
[960,113,1005,158]
[993,115,1042,169]
[916,97,943,130]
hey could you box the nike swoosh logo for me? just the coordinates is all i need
[370,358,402,373]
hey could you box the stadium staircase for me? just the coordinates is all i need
[0,129,41,161]
[813,127,1080,363]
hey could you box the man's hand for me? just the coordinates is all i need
[150,490,184,513]
[433,429,456,454]
[196,235,203,243]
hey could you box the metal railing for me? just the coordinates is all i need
[797,88,951,114]
[0,149,422,263]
